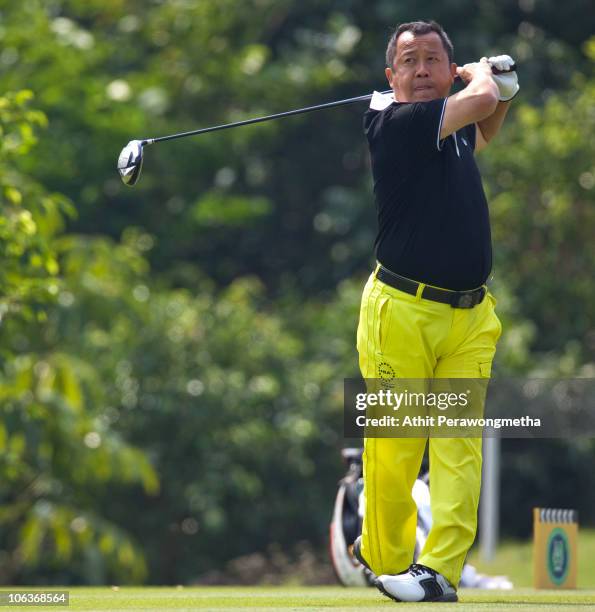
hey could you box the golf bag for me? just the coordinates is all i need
[329,448,513,589]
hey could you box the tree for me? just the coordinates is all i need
[0,91,158,585]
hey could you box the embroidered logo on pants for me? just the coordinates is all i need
[378,362,395,388]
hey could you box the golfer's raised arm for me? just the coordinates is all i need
[439,58,499,139]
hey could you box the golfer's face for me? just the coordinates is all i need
[386,32,455,103]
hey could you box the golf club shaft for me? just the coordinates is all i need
[143,63,515,146]
[145,90,392,145]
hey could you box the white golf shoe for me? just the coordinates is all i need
[377,563,458,602]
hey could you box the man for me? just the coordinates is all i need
[353,21,519,603]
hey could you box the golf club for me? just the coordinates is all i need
[117,63,516,186]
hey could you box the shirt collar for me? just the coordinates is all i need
[369,90,397,111]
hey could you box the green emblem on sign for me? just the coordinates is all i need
[547,528,570,585]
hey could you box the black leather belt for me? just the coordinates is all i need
[376,265,486,309]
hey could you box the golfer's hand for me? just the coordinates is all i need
[456,57,494,85]
[488,54,519,101]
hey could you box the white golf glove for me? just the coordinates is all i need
[488,54,519,101]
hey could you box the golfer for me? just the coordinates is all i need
[354,21,519,602]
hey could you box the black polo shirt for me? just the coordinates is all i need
[364,97,492,291]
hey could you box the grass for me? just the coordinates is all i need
[2,587,595,611]
[3,530,594,611]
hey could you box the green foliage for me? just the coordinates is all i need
[0,90,72,323]
[0,0,593,587]
[481,53,595,373]
[45,250,346,581]
[0,94,157,584]
[192,192,272,227]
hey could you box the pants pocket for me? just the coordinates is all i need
[376,294,393,354]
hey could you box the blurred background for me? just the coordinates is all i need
[0,0,593,587]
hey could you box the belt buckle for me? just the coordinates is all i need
[454,293,475,308]
[451,287,486,309]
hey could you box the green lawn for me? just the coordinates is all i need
[3,530,594,611]
[2,587,595,611]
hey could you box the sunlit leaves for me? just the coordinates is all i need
[481,59,595,371]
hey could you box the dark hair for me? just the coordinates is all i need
[385,20,454,69]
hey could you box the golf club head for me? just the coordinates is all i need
[117,139,145,186]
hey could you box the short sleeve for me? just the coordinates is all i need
[365,98,448,166]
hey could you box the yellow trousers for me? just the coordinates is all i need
[356,267,502,587]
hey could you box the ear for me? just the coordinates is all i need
[385,67,394,87]
[450,63,457,80]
